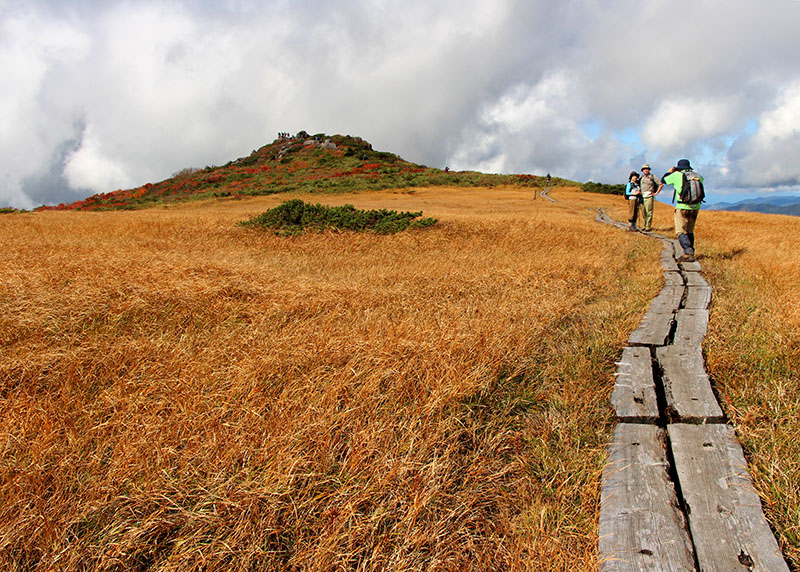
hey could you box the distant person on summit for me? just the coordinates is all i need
[659,159,705,262]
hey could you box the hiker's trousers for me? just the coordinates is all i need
[628,197,640,225]
[640,196,654,230]
[674,208,699,235]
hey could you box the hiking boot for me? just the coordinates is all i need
[678,253,696,263]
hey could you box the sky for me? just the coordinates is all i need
[3,0,800,209]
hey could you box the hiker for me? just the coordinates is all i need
[658,159,704,262]
[624,171,642,231]
[639,164,659,232]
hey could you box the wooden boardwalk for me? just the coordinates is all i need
[596,210,789,571]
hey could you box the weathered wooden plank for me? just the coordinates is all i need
[657,346,724,423]
[597,210,628,230]
[599,424,695,571]
[628,286,683,347]
[629,312,675,347]
[663,271,684,287]
[655,285,685,310]
[611,347,659,422]
[661,256,680,272]
[670,240,703,270]
[668,424,790,572]
[684,286,712,310]
[684,271,709,288]
[680,259,702,272]
[661,242,680,272]
[672,309,709,349]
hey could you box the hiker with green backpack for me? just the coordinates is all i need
[658,158,705,262]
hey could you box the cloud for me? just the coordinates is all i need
[728,81,800,188]
[63,124,136,191]
[0,7,92,208]
[3,0,800,208]
[642,98,743,154]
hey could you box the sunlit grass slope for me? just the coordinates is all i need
[1,187,661,571]
[3,187,797,570]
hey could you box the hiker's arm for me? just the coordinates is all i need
[656,172,671,196]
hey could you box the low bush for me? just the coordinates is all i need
[581,181,625,195]
[238,199,437,234]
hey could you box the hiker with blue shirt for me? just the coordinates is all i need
[624,171,642,231]
[658,159,705,262]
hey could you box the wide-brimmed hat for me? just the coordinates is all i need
[629,170,639,180]
[676,159,692,170]
[641,164,651,170]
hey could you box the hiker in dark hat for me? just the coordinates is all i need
[658,159,705,262]
[624,171,642,231]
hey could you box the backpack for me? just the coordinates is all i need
[677,171,705,204]
[625,181,640,199]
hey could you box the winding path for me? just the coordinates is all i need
[595,208,789,571]
[540,183,556,202]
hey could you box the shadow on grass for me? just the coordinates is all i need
[698,247,746,261]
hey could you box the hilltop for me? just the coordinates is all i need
[37,132,553,211]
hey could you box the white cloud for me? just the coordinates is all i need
[63,124,135,192]
[482,74,574,134]
[3,0,800,208]
[752,82,800,145]
[0,10,91,207]
[448,73,631,181]
[730,81,800,188]
[642,98,742,154]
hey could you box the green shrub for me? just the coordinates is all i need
[238,199,437,235]
[581,181,625,195]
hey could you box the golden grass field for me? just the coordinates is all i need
[1,186,797,571]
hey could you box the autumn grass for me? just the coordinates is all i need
[0,186,680,571]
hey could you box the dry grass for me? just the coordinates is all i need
[0,186,688,571]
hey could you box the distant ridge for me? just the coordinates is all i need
[36,132,552,211]
[706,195,800,217]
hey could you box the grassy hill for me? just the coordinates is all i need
[36,133,559,212]
[3,185,798,568]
